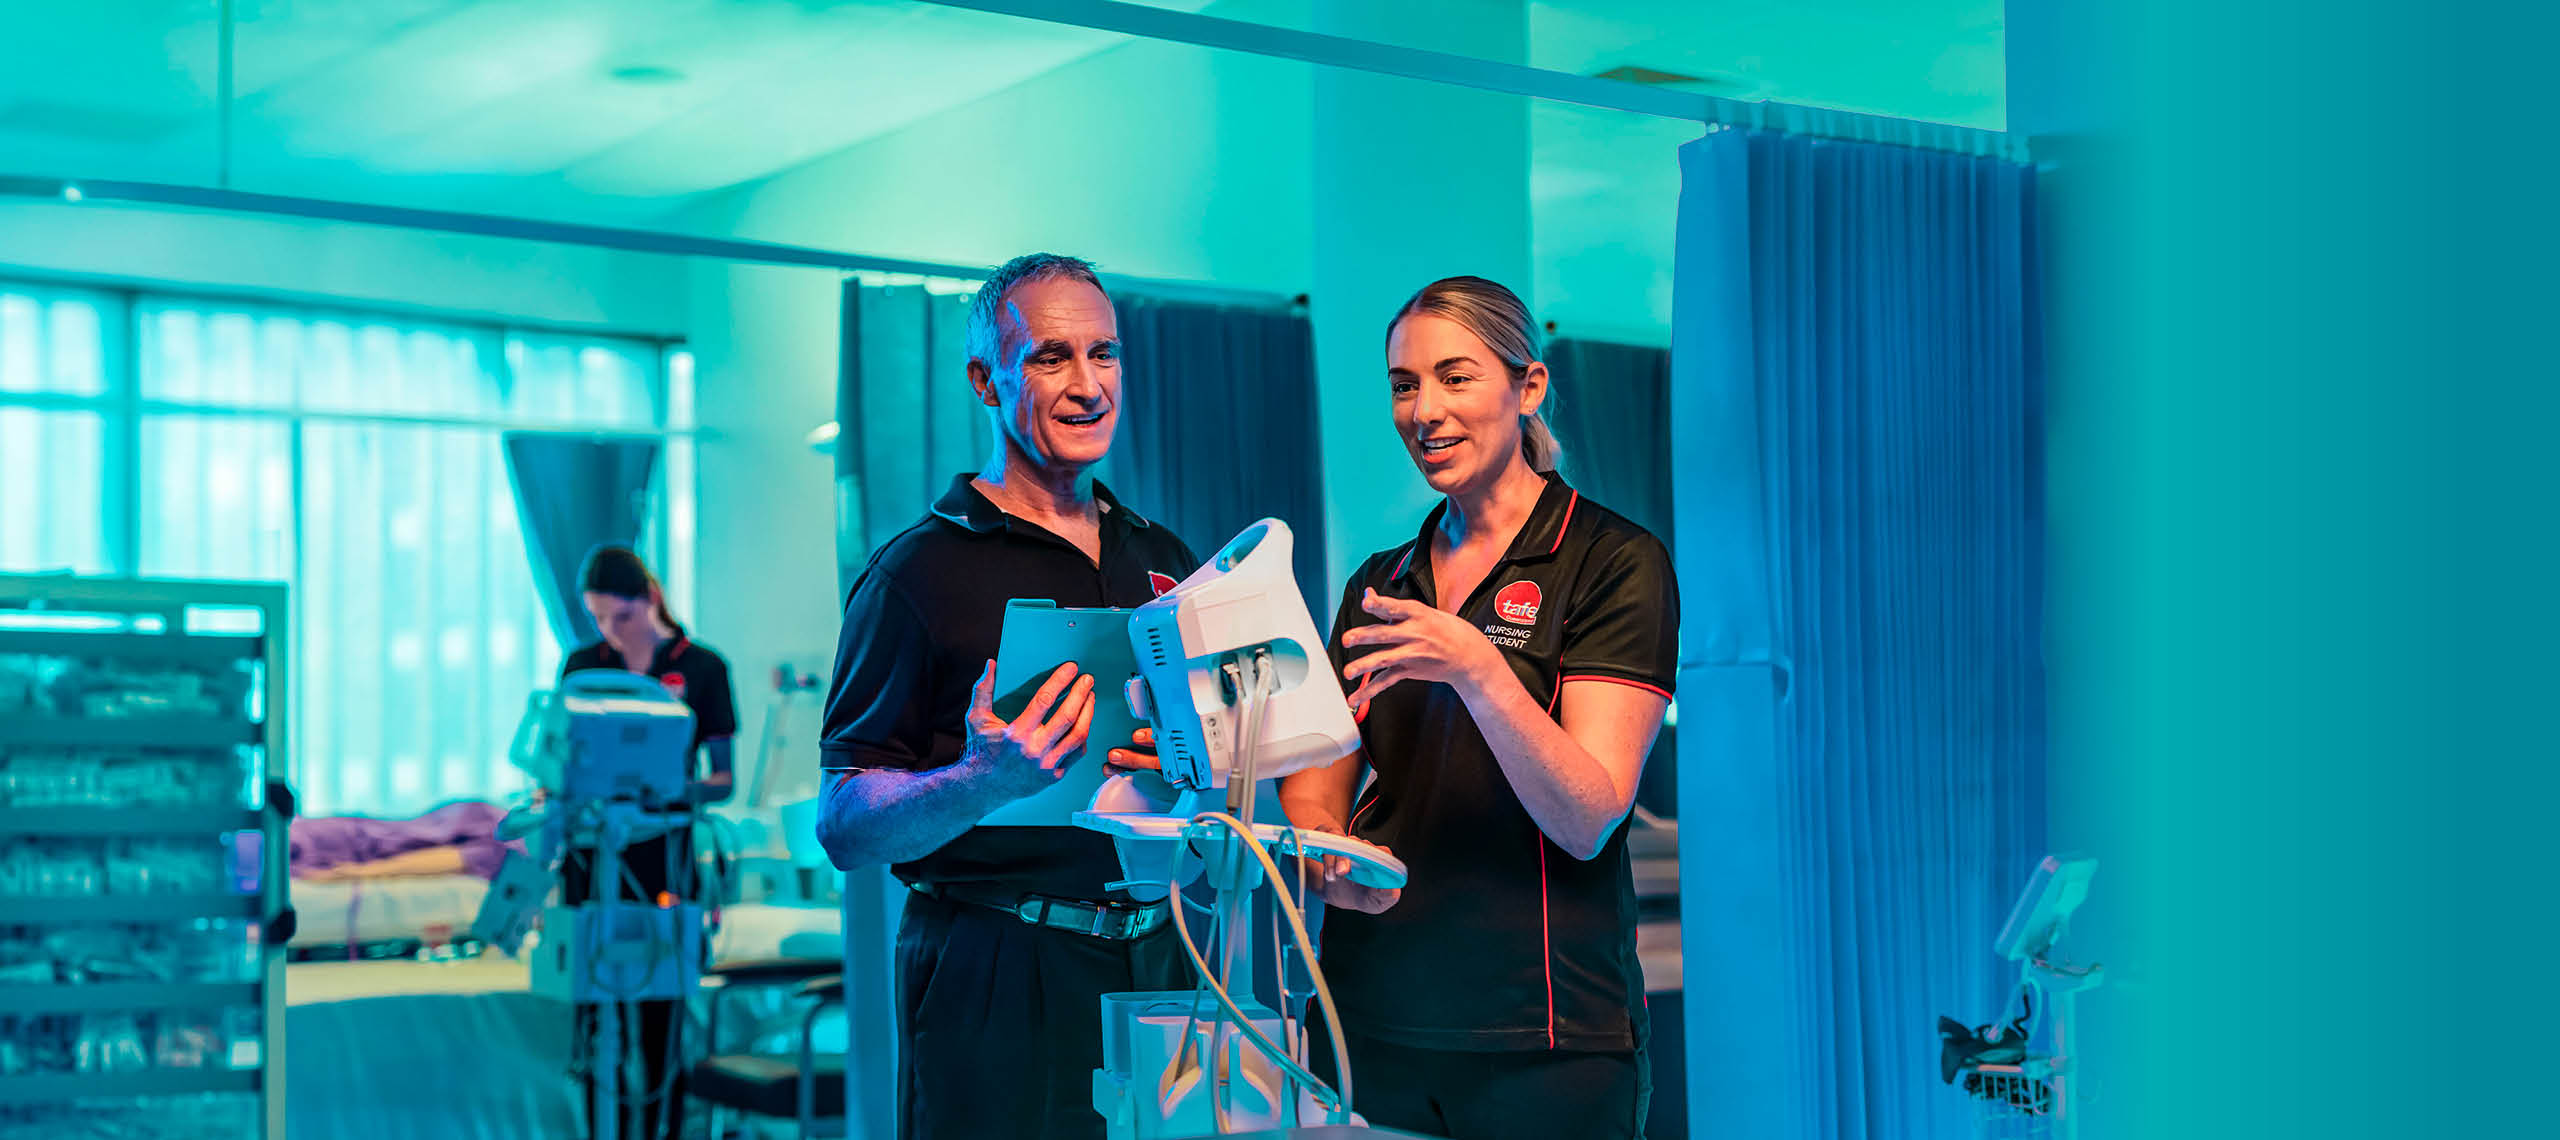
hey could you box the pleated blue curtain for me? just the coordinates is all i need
[1672,127,2046,1140]
[836,280,978,579]
[502,434,660,649]
[1548,336,1674,551]
[1110,295,1329,617]
[1546,336,1681,819]
[831,277,980,1140]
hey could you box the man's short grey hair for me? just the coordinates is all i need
[966,253,1109,369]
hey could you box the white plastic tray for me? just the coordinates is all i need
[1071,811,1407,889]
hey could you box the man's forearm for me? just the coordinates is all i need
[816,760,1005,869]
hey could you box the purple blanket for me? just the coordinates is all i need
[288,800,523,881]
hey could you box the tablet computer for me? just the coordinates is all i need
[978,599,1146,827]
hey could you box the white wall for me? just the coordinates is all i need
[1531,103,1697,348]
[680,31,1313,290]
[677,258,845,750]
[1309,0,1534,586]
[0,200,686,332]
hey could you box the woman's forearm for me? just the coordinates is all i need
[1277,768,1353,835]
[1456,669,1630,859]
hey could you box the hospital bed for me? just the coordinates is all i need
[286,874,490,957]
[281,899,843,1140]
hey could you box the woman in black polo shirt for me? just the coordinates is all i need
[1278,277,1678,1140]
[558,545,738,1140]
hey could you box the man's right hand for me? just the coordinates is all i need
[962,659,1097,803]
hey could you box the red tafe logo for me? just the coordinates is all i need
[1149,571,1180,597]
[1494,580,1543,626]
[659,672,687,699]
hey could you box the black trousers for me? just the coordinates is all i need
[564,830,693,1140]
[1306,1027,1649,1140]
[896,890,1191,1140]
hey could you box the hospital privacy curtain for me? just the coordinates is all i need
[1110,293,1328,617]
[1671,128,2047,1140]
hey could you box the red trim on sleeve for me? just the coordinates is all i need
[1559,674,1675,702]
[1538,837,1556,1049]
[1537,668,1564,1049]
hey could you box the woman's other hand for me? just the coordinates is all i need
[1292,823,1401,915]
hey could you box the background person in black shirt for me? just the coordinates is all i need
[816,253,1201,1140]
[558,544,739,1140]
[1280,277,1679,1140]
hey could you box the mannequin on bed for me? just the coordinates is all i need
[289,800,520,883]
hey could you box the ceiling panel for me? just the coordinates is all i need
[554,3,1131,198]
[0,0,2002,224]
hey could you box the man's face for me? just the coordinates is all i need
[973,275,1122,474]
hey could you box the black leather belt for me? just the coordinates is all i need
[909,881,1170,941]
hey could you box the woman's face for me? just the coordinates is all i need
[1387,313,1545,497]
[583,591,659,662]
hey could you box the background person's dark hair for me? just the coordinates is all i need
[579,545,683,637]
[965,252,1110,370]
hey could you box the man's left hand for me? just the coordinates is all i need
[1337,588,1506,709]
[1105,726,1161,773]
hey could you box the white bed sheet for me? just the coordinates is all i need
[288,873,489,948]
[711,901,843,964]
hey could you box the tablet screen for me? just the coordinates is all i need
[979,600,1146,827]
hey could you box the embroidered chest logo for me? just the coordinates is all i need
[1148,571,1180,597]
[658,672,687,699]
[1494,580,1544,626]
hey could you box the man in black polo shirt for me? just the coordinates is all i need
[815,253,1202,1140]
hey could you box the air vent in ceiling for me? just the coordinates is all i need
[1592,65,1705,86]
[1588,65,1765,97]
[608,65,688,85]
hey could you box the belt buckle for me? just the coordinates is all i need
[1012,897,1049,928]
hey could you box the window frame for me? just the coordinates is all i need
[0,271,696,814]
[0,271,695,581]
